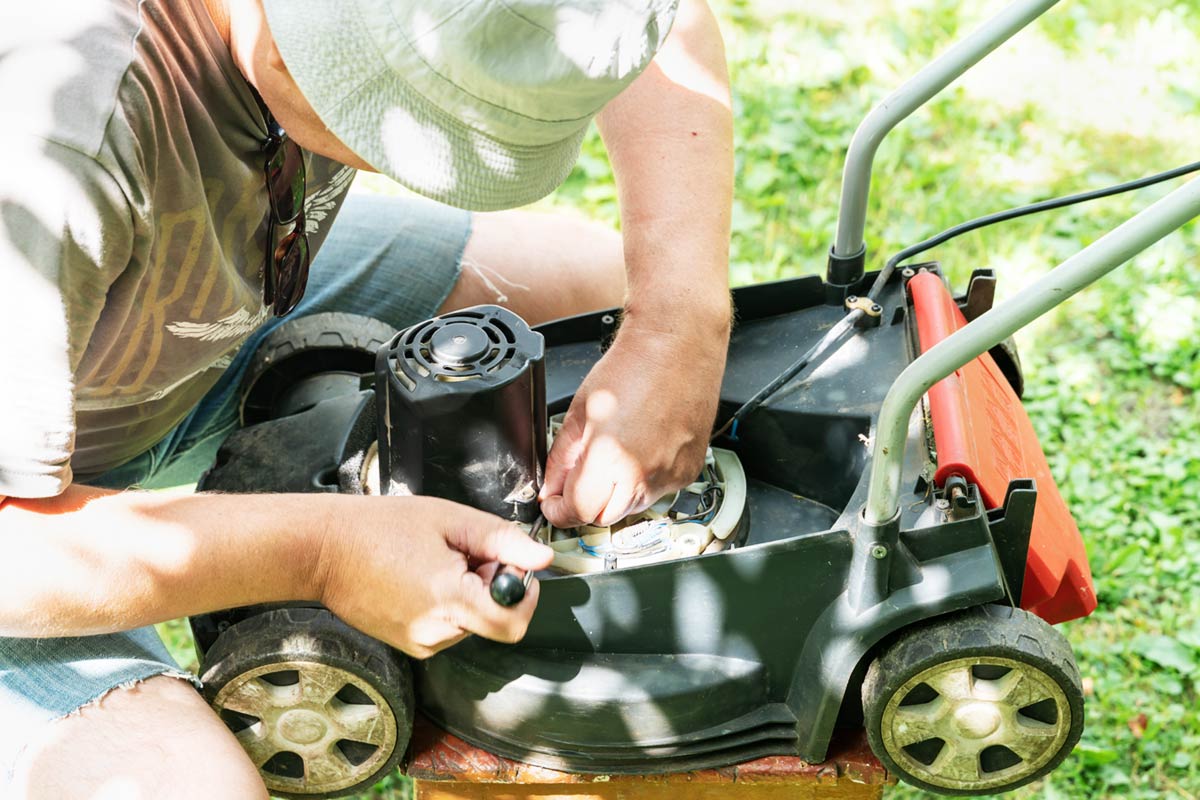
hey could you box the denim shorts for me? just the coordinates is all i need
[0,191,470,777]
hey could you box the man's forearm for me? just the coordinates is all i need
[0,486,329,637]
[597,0,733,331]
[538,0,733,526]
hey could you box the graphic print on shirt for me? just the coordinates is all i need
[96,201,216,396]
[306,166,355,235]
[165,306,270,341]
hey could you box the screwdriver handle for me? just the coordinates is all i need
[489,515,545,607]
[490,566,529,606]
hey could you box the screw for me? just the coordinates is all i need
[901,267,915,278]
[871,544,889,560]
[846,295,859,304]
[935,498,951,511]
[870,304,882,314]
[604,553,618,571]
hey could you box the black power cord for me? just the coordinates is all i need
[713,159,1200,441]
[880,159,1200,282]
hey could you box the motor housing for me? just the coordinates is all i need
[374,305,546,522]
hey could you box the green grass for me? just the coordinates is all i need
[162,1,1200,797]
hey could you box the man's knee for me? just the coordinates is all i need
[10,674,268,800]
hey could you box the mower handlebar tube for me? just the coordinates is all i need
[832,0,1061,263]
[864,175,1200,526]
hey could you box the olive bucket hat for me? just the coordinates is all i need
[262,0,679,211]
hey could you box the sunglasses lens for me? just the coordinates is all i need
[260,118,310,317]
[271,227,310,316]
[262,221,276,308]
[264,139,306,225]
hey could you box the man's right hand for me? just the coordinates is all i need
[0,487,553,655]
[314,496,554,659]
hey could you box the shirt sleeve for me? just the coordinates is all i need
[0,136,133,497]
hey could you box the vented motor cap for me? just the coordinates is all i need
[387,306,543,394]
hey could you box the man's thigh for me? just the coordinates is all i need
[309,192,623,327]
[9,675,267,799]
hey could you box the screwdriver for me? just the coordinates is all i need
[490,515,545,606]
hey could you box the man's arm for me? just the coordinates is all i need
[540,0,733,527]
[0,487,552,658]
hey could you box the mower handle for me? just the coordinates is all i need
[863,175,1200,526]
[830,0,1061,273]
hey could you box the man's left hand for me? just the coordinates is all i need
[540,310,728,528]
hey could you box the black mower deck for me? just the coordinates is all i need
[198,272,1039,774]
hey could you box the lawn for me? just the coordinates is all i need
[160,0,1200,797]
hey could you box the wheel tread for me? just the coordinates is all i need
[239,312,398,425]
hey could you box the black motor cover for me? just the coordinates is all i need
[374,305,547,522]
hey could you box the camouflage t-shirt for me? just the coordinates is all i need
[0,0,354,496]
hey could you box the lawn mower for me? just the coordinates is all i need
[188,0,1200,796]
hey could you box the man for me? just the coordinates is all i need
[0,0,732,794]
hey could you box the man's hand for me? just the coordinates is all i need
[540,312,727,527]
[0,488,551,659]
[540,0,733,527]
[317,496,554,659]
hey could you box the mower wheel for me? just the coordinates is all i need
[241,312,396,425]
[201,608,413,799]
[862,604,1083,796]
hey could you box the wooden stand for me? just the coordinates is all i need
[407,716,892,800]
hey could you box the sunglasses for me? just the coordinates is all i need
[261,116,309,316]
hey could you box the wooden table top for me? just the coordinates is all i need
[407,715,891,790]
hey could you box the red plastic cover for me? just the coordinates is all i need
[909,272,1097,624]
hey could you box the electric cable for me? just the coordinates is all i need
[712,159,1200,441]
[878,158,1200,286]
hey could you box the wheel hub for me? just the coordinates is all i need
[277,709,330,746]
[953,701,1001,739]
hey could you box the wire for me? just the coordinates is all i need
[879,158,1200,282]
[676,487,723,522]
[712,159,1200,441]
[711,316,857,439]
